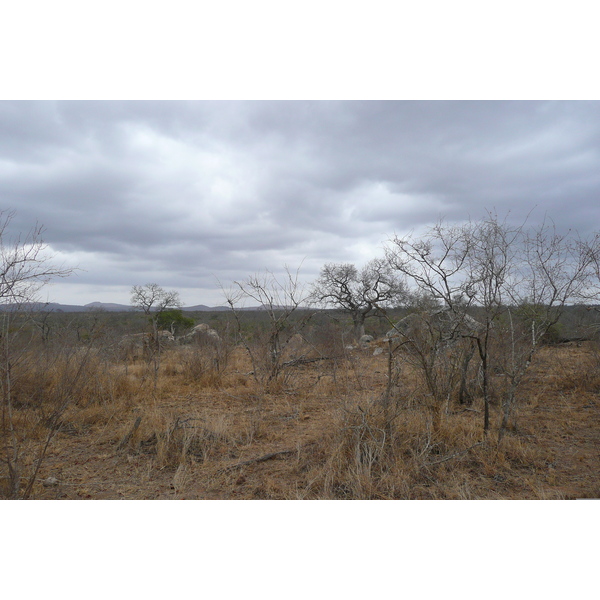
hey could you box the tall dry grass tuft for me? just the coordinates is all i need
[536,343,600,395]
[114,407,237,470]
[1,342,113,497]
[296,390,500,499]
[162,345,228,388]
[297,397,406,498]
[10,347,140,412]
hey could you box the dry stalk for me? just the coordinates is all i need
[424,441,484,466]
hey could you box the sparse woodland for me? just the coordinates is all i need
[2,211,600,499]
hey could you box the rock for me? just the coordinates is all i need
[182,323,221,344]
[157,330,175,343]
[119,330,175,358]
[359,334,374,348]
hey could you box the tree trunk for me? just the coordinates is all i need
[352,314,366,341]
[458,341,476,405]
[476,336,490,435]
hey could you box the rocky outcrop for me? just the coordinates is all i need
[181,323,221,344]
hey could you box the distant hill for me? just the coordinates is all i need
[0,299,307,313]
[0,302,93,313]
[84,302,134,312]
[0,301,232,313]
[85,302,231,312]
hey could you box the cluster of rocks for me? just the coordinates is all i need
[181,323,221,344]
[118,323,221,358]
[119,310,484,359]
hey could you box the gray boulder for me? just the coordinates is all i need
[182,323,221,344]
[359,334,375,348]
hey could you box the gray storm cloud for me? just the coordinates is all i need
[1,100,599,306]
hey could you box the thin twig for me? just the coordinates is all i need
[217,449,295,473]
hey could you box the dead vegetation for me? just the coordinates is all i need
[2,327,599,500]
[2,209,599,499]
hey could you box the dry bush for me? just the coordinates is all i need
[114,407,238,470]
[0,332,158,498]
[387,333,481,422]
[10,347,139,412]
[289,343,553,500]
[295,391,489,499]
[306,320,347,357]
[1,343,100,497]
[540,342,600,394]
[143,337,600,498]
[162,337,230,388]
[5,315,598,499]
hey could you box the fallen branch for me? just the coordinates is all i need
[117,417,142,452]
[424,442,484,466]
[282,355,344,368]
[218,449,295,473]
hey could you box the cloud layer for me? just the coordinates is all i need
[1,101,599,305]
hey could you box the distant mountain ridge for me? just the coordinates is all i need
[0,301,232,313]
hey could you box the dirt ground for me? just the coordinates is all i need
[24,343,600,500]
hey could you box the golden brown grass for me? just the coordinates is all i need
[3,340,599,499]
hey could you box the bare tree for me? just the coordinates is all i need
[0,211,71,303]
[224,266,313,388]
[386,221,474,310]
[130,283,181,339]
[386,212,597,439]
[576,232,600,336]
[0,210,74,498]
[130,283,182,383]
[460,213,524,432]
[386,220,481,427]
[131,283,182,316]
[495,218,596,440]
[312,258,406,341]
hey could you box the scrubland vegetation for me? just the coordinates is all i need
[1,306,599,500]
[2,210,600,499]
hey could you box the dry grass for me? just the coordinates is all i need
[2,339,599,499]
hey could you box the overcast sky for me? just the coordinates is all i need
[2,100,599,306]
